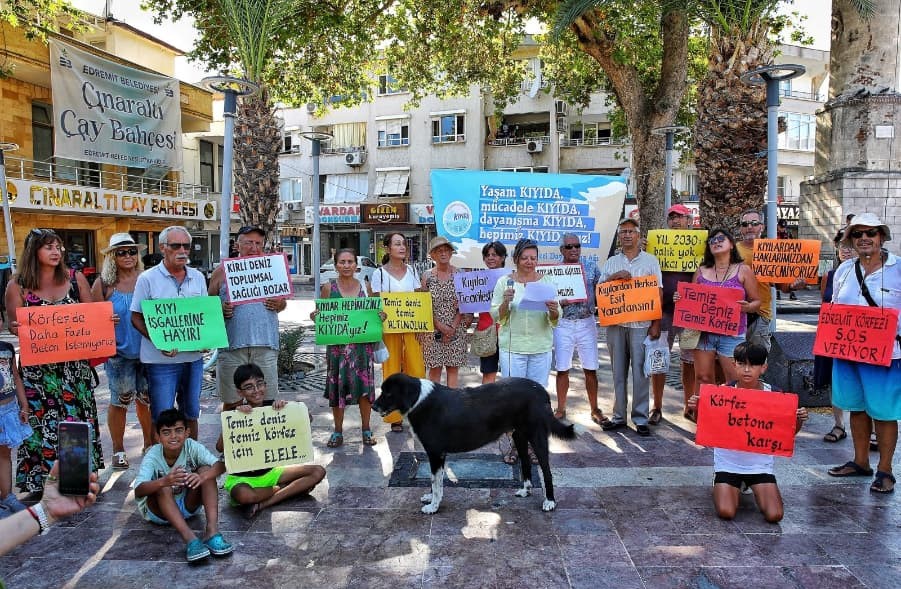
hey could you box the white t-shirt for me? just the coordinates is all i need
[713,383,776,475]
[371,265,419,293]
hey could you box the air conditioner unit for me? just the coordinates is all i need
[287,202,303,212]
[555,100,568,116]
[345,152,365,166]
[526,140,543,153]
[306,102,317,113]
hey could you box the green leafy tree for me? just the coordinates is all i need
[0,0,81,77]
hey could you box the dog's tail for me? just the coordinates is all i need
[548,415,577,440]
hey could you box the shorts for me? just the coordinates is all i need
[105,356,150,408]
[480,350,499,374]
[0,398,33,447]
[832,358,901,421]
[553,317,599,371]
[745,315,772,352]
[217,346,279,406]
[224,467,284,506]
[714,471,777,489]
[146,359,204,421]
[696,332,745,358]
[141,494,201,525]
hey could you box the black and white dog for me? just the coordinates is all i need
[373,373,576,514]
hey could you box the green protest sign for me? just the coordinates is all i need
[140,296,228,351]
[314,297,383,345]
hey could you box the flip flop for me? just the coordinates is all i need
[827,461,873,477]
[870,471,896,494]
[823,426,847,443]
[648,409,662,425]
[327,432,344,448]
[362,430,377,446]
[590,410,605,425]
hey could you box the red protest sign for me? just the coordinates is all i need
[813,304,899,367]
[673,282,743,336]
[695,384,799,457]
[17,302,116,366]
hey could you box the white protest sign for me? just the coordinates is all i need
[223,254,292,304]
[536,264,587,302]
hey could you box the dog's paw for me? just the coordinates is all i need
[542,500,556,512]
[421,503,440,515]
[514,480,532,498]
[420,492,433,504]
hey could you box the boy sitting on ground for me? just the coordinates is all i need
[687,342,808,523]
[133,409,232,562]
[216,363,326,519]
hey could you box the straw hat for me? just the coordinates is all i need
[101,233,148,255]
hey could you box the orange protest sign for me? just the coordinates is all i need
[17,302,116,366]
[813,304,899,367]
[596,276,661,326]
[673,282,743,336]
[695,384,799,457]
[751,239,821,284]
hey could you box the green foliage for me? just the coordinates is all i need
[0,0,79,41]
[277,326,305,375]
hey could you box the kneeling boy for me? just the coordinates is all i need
[688,342,808,523]
[134,409,232,562]
[217,363,326,519]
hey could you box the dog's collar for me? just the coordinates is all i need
[408,379,435,414]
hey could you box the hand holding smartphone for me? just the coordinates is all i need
[57,422,92,496]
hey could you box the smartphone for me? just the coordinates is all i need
[57,422,92,496]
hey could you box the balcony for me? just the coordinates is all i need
[780,88,825,102]
[560,137,628,148]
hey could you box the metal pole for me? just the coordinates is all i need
[0,151,15,272]
[219,90,237,263]
[663,130,675,212]
[311,139,322,296]
[765,80,780,328]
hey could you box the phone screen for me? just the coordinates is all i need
[57,422,92,495]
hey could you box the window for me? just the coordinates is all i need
[199,140,214,190]
[217,144,224,192]
[374,169,410,197]
[431,114,465,143]
[329,123,366,151]
[778,112,815,151]
[377,74,406,96]
[283,135,293,153]
[377,117,409,147]
[32,103,53,178]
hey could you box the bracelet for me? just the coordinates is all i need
[27,503,51,535]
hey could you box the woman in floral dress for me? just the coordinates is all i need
[4,229,104,493]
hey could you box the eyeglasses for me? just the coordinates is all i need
[707,235,728,245]
[115,248,139,257]
[740,221,762,228]
[238,379,267,394]
[618,229,637,235]
[562,244,581,250]
[850,228,880,239]
[164,242,191,250]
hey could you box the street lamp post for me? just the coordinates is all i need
[200,76,259,264]
[0,143,19,272]
[300,131,333,296]
[741,63,805,328]
[651,126,689,213]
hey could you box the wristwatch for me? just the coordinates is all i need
[28,502,51,535]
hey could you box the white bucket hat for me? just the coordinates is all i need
[842,212,891,247]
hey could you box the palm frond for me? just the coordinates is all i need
[550,0,605,40]
[847,0,876,18]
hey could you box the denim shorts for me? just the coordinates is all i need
[146,359,204,421]
[696,332,745,358]
[142,494,200,525]
[105,356,150,408]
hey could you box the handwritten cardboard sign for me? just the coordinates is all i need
[220,402,313,472]
[536,264,588,301]
[314,297,383,344]
[751,239,821,284]
[140,296,228,351]
[673,282,743,336]
[223,253,292,304]
[813,303,899,367]
[695,384,798,457]
[381,292,434,333]
[596,276,661,326]
[454,268,509,313]
[17,302,116,366]
[646,230,708,273]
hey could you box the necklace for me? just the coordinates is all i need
[715,264,732,284]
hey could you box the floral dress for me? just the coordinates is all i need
[323,280,376,408]
[16,292,104,492]
[422,270,469,368]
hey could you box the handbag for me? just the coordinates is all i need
[373,341,390,363]
[470,325,497,357]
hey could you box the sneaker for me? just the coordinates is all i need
[203,533,234,556]
[185,538,211,562]
[1,493,27,513]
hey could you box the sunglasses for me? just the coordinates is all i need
[850,228,880,239]
[562,244,581,250]
[28,228,59,245]
[740,221,762,228]
[707,234,728,245]
[115,248,139,257]
[164,242,191,250]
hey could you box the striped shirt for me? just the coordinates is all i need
[598,250,663,328]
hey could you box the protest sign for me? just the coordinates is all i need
[140,296,228,351]
[220,402,313,472]
[314,297,383,344]
[454,268,509,313]
[518,281,558,311]
[751,239,821,284]
[673,283,743,336]
[17,302,116,366]
[814,304,899,367]
[596,276,661,326]
[223,254,292,304]
[646,230,708,273]
[381,292,434,333]
[536,264,588,301]
[695,384,799,457]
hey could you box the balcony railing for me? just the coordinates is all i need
[488,135,550,147]
[780,88,826,102]
[321,145,366,155]
[560,137,628,147]
[5,156,211,199]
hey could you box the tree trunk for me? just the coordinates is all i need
[234,86,282,245]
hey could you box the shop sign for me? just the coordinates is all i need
[361,203,409,224]
[6,178,217,221]
[778,204,799,227]
[303,204,360,224]
[411,203,435,224]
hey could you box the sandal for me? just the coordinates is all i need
[362,430,377,446]
[683,410,697,424]
[648,408,662,426]
[590,409,605,425]
[111,451,129,470]
[327,432,344,448]
[827,461,873,478]
[870,471,896,494]
[553,408,566,420]
[823,426,847,443]
[390,422,404,433]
